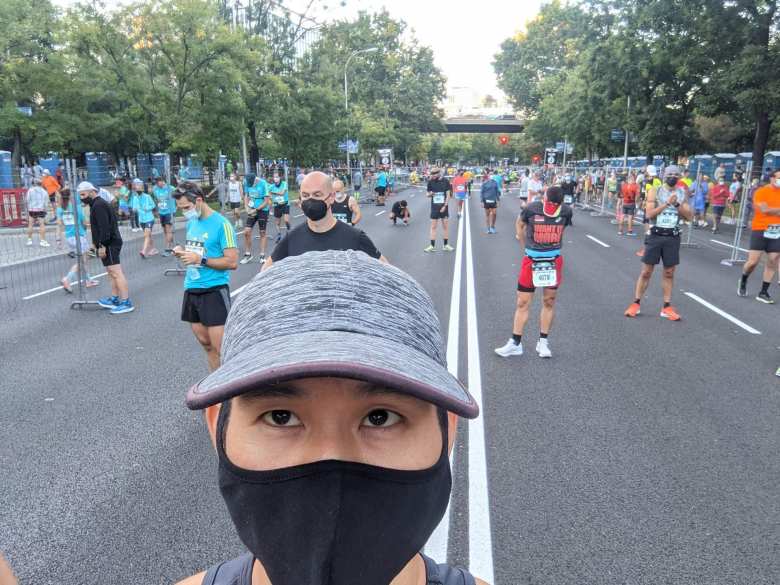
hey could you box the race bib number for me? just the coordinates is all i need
[765,225,780,240]
[185,239,205,258]
[62,212,75,226]
[158,199,168,210]
[455,185,465,193]
[532,260,558,288]
[334,213,349,224]
[655,208,678,229]
[564,195,573,204]
[274,196,285,205]
[432,193,445,204]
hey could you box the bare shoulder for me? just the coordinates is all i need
[475,578,491,585]
[174,571,205,585]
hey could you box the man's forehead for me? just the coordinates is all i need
[237,378,429,405]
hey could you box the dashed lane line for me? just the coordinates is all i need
[586,234,611,248]
[375,210,386,216]
[684,292,761,335]
[22,272,109,300]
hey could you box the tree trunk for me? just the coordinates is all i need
[751,110,771,181]
[12,127,23,168]
[248,120,260,166]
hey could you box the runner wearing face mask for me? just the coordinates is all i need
[709,177,730,234]
[240,173,271,264]
[624,165,693,321]
[330,179,362,226]
[269,174,290,243]
[738,168,780,303]
[263,172,386,270]
[172,182,238,371]
[495,186,573,359]
[175,250,488,585]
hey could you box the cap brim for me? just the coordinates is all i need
[186,330,479,418]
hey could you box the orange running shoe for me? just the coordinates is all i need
[660,306,681,321]
[624,302,641,317]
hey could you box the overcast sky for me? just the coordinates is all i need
[54,0,542,98]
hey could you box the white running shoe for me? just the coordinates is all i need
[495,339,523,357]
[239,254,253,265]
[536,339,552,358]
[39,240,51,248]
[26,239,33,246]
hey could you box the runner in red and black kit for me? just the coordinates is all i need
[495,186,572,359]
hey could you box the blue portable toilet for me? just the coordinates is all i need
[86,152,112,186]
[652,155,665,168]
[39,152,61,175]
[762,151,780,176]
[136,153,152,181]
[736,152,752,168]
[714,153,737,181]
[692,155,714,178]
[0,150,14,188]
[629,156,645,169]
[186,155,203,180]
[151,153,169,180]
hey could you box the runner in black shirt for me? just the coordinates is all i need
[424,168,453,252]
[495,186,572,359]
[264,171,386,270]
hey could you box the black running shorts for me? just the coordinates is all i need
[181,285,231,327]
[642,233,680,268]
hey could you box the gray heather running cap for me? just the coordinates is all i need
[186,250,479,418]
[664,165,682,177]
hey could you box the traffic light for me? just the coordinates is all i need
[499,135,509,146]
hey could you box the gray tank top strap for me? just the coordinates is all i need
[200,553,254,585]
[422,553,477,585]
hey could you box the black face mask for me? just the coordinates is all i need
[301,198,328,221]
[80,197,90,205]
[665,177,679,187]
[217,405,451,585]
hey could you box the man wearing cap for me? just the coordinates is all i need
[263,171,385,270]
[173,182,238,371]
[78,181,135,314]
[424,168,453,253]
[624,165,692,321]
[175,250,488,585]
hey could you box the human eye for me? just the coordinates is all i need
[260,410,302,427]
[361,409,402,429]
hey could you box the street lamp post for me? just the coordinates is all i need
[344,47,378,177]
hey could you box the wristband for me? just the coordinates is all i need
[200,256,208,267]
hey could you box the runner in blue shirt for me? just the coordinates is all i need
[153,177,176,256]
[173,182,238,372]
[375,167,388,205]
[241,173,271,264]
[133,178,158,258]
[56,189,99,293]
[269,173,290,243]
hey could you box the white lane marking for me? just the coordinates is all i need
[586,234,610,248]
[230,282,250,298]
[464,203,496,582]
[710,239,749,253]
[684,292,761,335]
[375,210,386,216]
[424,201,465,561]
[22,272,108,300]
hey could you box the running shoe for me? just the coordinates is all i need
[485,228,492,234]
[239,253,253,265]
[495,339,523,357]
[423,245,435,253]
[442,244,455,252]
[756,291,774,304]
[39,240,50,248]
[258,253,266,263]
[98,295,120,309]
[775,366,780,378]
[624,302,641,318]
[147,248,159,256]
[26,239,33,246]
[660,306,682,321]
[161,249,172,257]
[61,277,73,294]
[536,339,552,358]
[110,299,135,315]
[139,251,146,259]
[617,231,623,236]
[737,279,747,297]
[626,231,636,237]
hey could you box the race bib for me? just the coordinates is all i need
[455,185,465,193]
[334,213,349,224]
[564,195,573,204]
[765,225,780,240]
[62,212,75,226]
[274,196,285,205]
[185,239,205,258]
[655,208,678,229]
[532,260,558,288]
[432,193,445,204]
[158,199,168,210]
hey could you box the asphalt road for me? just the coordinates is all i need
[1,185,778,585]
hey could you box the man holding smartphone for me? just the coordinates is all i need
[173,182,238,371]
